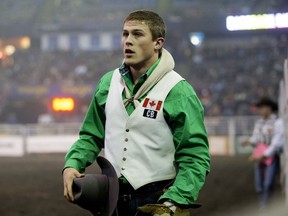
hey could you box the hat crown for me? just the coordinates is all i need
[73,174,109,214]
[72,156,119,216]
[255,97,278,112]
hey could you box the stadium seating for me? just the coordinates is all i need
[0,0,288,123]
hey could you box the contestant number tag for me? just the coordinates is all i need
[143,109,157,119]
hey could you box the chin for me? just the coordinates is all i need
[124,58,139,66]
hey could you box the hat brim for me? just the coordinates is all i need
[254,97,278,112]
[255,101,278,112]
[96,156,119,216]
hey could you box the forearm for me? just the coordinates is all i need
[64,135,102,173]
[160,115,210,205]
[249,135,259,146]
[64,85,106,173]
[159,143,210,205]
[264,120,285,157]
[249,121,262,145]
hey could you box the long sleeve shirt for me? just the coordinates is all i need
[264,118,285,157]
[249,114,277,146]
[64,59,210,205]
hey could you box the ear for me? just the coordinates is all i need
[154,37,165,51]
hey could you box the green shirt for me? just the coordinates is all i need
[64,59,210,205]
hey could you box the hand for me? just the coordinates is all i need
[154,214,170,216]
[138,204,171,215]
[63,167,85,202]
[242,140,251,147]
[138,204,190,216]
[249,154,265,162]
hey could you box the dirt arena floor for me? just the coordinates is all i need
[0,154,286,216]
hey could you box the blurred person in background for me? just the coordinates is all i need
[62,10,210,216]
[243,97,285,210]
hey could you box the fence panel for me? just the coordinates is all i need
[0,116,266,156]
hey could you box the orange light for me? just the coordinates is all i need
[52,97,75,112]
[20,37,31,49]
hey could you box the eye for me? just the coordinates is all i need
[133,32,143,37]
[122,32,129,37]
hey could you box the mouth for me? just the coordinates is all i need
[124,49,135,55]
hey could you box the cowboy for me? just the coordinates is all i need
[63,10,210,216]
[244,97,285,209]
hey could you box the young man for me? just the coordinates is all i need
[63,10,210,216]
[244,98,284,210]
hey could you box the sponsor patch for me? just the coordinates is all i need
[143,109,158,119]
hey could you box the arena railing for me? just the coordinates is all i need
[0,116,258,157]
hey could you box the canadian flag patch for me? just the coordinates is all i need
[142,98,163,119]
[142,98,163,111]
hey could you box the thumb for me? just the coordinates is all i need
[75,172,85,178]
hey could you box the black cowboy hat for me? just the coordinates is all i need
[72,156,119,216]
[255,97,278,112]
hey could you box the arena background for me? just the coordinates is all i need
[0,1,287,215]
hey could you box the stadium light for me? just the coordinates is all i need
[189,32,205,46]
[226,12,288,31]
[4,45,16,56]
[275,13,288,28]
[52,97,75,112]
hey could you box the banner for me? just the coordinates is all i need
[0,136,24,156]
[10,84,95,98]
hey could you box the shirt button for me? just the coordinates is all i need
[125,138,128,142]
[123,148,127,151]
[121,167,125,170]
[123,157,126,161]
[126,129,130,132]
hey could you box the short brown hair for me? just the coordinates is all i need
[124,10,166,40]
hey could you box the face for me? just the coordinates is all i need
[122,20,164,70]
[258,106,272,118]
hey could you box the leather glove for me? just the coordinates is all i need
[137,204,190,216]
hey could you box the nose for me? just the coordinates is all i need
[125,41,132,46]
[124,34,133,46]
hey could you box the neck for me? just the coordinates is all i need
[130,55,159,84]
[130,65,150,84]
[263,113,272,120]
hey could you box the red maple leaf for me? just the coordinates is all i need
[149,101,156,107]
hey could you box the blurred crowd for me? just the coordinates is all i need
[0,34,287,123]
[2,50,122,86]
[185,35,287,116]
